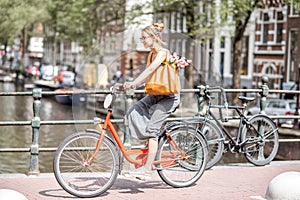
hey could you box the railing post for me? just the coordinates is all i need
[123,78,134,147]
[259,76,269,114]
[28,88,42,176]
[197,85,206,116]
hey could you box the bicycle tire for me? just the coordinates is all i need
[241,114,279,166]
[200,120,224,169]
[156,126,207,187]
[53,131,120,198]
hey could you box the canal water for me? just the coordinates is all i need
[0,82,114,174]
[0,82,299,174]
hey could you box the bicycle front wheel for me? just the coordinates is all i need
[200,120,224,169]
[156,127,207,188]
[241,115,279,166]
[53,131,120,198]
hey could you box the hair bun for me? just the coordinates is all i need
[152,23,164,32]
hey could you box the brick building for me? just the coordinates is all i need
[284,3,300,87]
[253,2,287,89]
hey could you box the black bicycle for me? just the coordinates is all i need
[187,85,279,169]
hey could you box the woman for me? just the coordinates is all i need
[123,23,180,177]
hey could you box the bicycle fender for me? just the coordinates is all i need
[158,121,194,143]
[247,114,276,124]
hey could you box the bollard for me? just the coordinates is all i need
[0,189,28,200]
[265,171,300,199]
[28,88,42,176]
[259,76,269,114]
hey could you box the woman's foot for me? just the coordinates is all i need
[124,166,153,181]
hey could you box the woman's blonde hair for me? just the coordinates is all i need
[142,23,166,46]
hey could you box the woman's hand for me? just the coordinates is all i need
[123,82,136,90]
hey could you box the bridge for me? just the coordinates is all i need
[0,77,300,199]
[1,76,300,175]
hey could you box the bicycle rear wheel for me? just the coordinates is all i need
[241,115,279,166]
[156,126,207,187]
[53,131,120,198]
[200,120,224,169]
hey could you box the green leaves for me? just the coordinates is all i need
[0,0,46,45]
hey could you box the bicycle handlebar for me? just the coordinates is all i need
[200,85,229,122]
[112,83,137,95]
[112,83,125,92]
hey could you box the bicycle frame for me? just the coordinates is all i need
[202,89,263,150]
[86,108,186,169]
[207,105,248,147]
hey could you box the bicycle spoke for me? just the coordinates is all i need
[156,127,207,187]
[242,115,279,166]
[53,132,119,198]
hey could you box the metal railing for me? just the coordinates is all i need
[0,75,300,175]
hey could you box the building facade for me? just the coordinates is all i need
[284,3,300,87]
[253,2,287,90]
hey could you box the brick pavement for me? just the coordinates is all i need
[0,161,299,200]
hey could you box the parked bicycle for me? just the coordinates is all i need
[53,84,208,198]
[187,85,279,169]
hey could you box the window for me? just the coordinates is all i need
[276,11,284,43]
[277,11,284,20]
[220,36,225,48]
[291,3,300,16]
[268,102,277,108]
[263,13,269,43]
[289,30,299,82]
[208,38,214,79]
[290,102,296,110]
[220,52,224,78]
[230,37,234,74]
[265,66,275,87]
[266,66,275,74]
[209,38,213,49]
[276,23,283,43]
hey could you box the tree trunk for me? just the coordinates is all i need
[232,38,243,105]
[231,0,260,105]
[22,28,28,66]
[185,0,196,88]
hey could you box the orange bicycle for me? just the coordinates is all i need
[53,85,207,198]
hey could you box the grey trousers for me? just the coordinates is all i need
[126,94,180,140]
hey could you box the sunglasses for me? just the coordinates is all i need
[140,35,152,41]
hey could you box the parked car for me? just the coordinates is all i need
[247,99,299,126]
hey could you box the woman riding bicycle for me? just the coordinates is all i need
[123,23,180,177]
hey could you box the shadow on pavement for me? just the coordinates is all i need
[38,177,174,199]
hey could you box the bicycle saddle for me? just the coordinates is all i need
[238,96,255,103]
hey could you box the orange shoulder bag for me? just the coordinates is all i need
[145,51,181,95]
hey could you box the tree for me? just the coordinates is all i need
[43,0,127,65]
[222,0,300,104]
[0,0,47,66]
[227,0,261,104]
[130,0,300,103]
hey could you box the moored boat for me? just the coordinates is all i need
[54,88,86,105]
[54,88,72,104]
